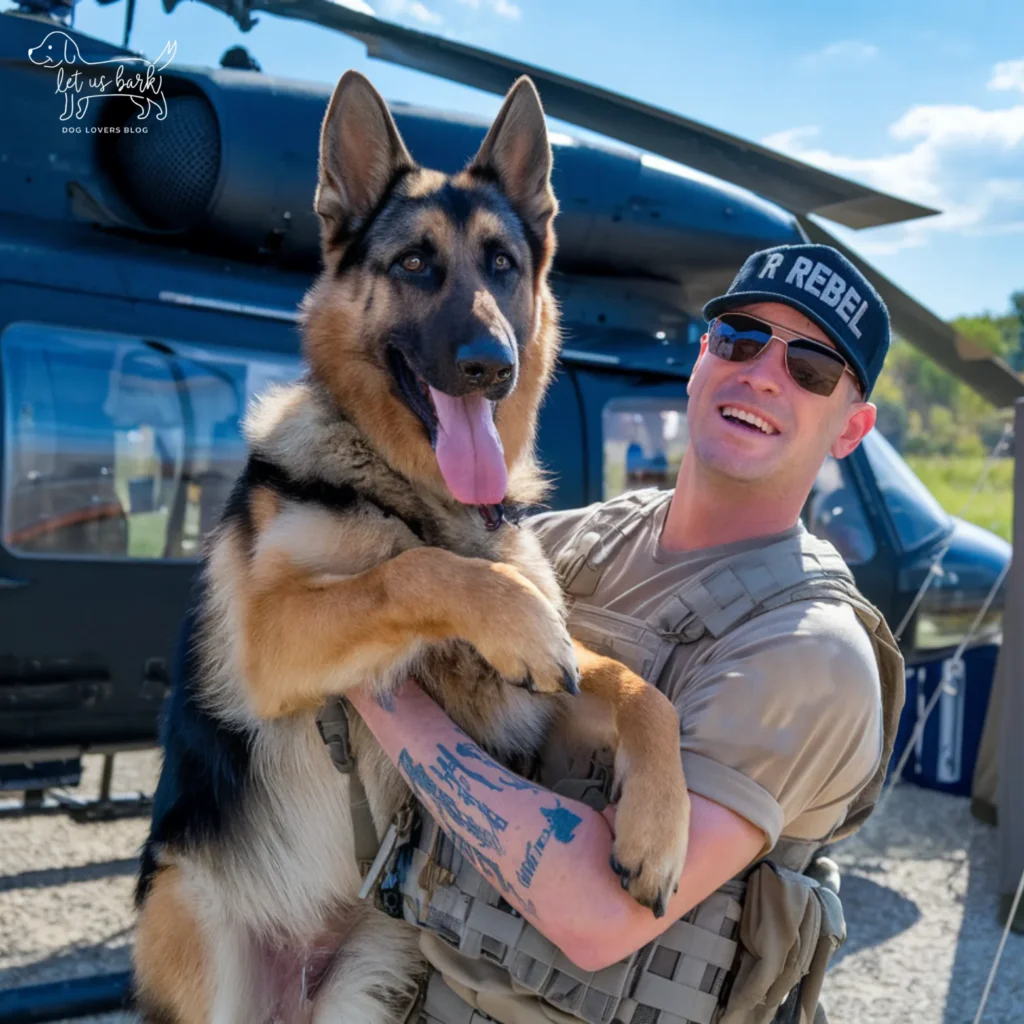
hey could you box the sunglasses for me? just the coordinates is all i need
[706,312,861,398]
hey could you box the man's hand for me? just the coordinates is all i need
[349,679,764,972]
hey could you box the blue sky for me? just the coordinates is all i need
[18,0,1024,322]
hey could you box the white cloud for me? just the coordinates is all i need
[455,0,520,16]
[489,0,521,18]
[802,40,878,69]
[762,71,1024,255]
[380,0,442,24]
[989,59,1024,93]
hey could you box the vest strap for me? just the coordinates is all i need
[554,490,671,598]
[316,698,382,874]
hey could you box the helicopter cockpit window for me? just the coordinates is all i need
[1,324,303,560]
[603,398,689,499]
[803,455,876,566]
[860,429,951,552]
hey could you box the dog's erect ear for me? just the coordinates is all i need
[315,70,415,238]
[468,76,556,243]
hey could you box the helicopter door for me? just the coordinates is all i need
[0,322,301,752]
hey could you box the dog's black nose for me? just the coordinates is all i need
[456,337,516,390]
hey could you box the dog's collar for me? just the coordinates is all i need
[477,504,505,531]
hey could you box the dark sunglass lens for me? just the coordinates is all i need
[786,341,846,397]
[709,316,772,363]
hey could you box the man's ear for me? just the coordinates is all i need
[467,76,557,244]
[315,70,415,241]
[831,401,877,459]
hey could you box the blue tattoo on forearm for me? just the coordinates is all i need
[397,740,569,916]
[517,802,582,889]
[400,749,507,852]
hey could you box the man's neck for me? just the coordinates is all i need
[660,454,804,554]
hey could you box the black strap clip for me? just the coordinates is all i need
[316,698,356,774]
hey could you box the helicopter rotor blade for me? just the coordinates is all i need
[798,216,1024,409]
[179,0,939,231]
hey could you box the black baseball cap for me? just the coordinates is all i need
[702,243,891,398]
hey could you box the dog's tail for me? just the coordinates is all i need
[152,40,177,72]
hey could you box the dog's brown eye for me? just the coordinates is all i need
[493,252,512,272]
[401,253,425,273]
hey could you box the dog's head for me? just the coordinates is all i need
[300,70,560,506]
[29,31,77,67]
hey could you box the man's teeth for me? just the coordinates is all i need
[721,406,777,435]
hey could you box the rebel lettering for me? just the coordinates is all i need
[804,261,830,298]
[820,271,847,308]
[784,256,814,288]
[836,286,862,324]
[848,300,869,338]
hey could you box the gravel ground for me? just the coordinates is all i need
[1,753,1021,1024]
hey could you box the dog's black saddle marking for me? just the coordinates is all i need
[136,602,254,908]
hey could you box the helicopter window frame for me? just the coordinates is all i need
[0,322,304,563]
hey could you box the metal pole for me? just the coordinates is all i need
[997,397,1024,932]
[0,971,131,1023]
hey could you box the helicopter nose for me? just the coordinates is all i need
[456,336,516,392]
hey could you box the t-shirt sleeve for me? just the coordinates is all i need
[668,600,883,852]
[524,502,601,563]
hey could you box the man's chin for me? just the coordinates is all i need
[692,442,784,486]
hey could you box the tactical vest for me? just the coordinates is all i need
[345,488,906,1024]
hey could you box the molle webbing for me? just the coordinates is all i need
[402,813,746,1024]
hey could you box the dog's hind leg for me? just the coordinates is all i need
[311,910,425,1024]
[135,864,259,1024]
[134,865,213,1023]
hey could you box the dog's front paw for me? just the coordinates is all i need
[468,566,580,697]
[609,769,690,918]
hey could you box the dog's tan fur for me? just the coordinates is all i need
[134,70,689,1024]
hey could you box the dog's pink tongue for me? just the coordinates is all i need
[429,387,507,505]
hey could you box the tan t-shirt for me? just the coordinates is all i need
[527,493,883,851]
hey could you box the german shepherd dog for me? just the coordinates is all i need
[132,71,690,1024]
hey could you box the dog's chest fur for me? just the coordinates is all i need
[166,380,564,938]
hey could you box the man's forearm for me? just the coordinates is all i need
[349,679,618,957]
[349,679,765,971]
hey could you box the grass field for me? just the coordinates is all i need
[906,455,1013,542]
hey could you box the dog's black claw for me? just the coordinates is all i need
[610,855,628,878]
[673,883,679,895]
[523,671,537,694]
[654,893,667,919]
[561,665,580,696]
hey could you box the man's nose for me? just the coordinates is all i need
[737,337,786,394]
[456,336,516,391]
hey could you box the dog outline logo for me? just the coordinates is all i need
[28,32,177,122]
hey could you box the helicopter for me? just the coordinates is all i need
[0,0,1018,820]
[1,1,1021,1018]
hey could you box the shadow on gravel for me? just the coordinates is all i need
[0,934,133,992]
[0,858,139,894]
[832,871,922,965]
[942,820,1024,1024]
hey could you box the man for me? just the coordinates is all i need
[348,242,904,1023]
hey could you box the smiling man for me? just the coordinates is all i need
[349,243,905,1024]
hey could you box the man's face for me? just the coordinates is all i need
[685,301,877,494]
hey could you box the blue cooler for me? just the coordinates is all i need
[889,642,999,797]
